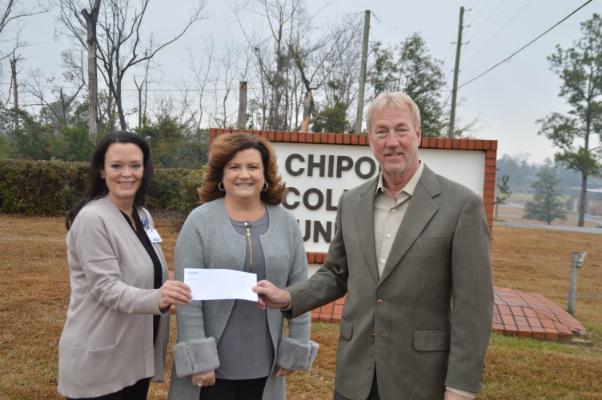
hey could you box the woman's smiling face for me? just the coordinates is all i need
[222,148,266,203]
[101,143,144,207]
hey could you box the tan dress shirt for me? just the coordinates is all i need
[374,162,424,278]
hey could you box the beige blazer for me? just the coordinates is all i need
[288,165,493,400]
[58,196,169,398]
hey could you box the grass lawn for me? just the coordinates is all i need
[0,214,600,399]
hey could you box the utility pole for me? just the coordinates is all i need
[353,10,370,134]
[237,81,248,129]
[9,53,19,131]
[448,6,464,138]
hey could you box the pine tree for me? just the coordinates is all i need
[494,174,512,220]
[523,164,567,225]
[537,13,602,227]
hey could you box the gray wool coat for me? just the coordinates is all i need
[168,198,318,400]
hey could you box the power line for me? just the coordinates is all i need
[466,0,493,28]
[0,81,260,93]
[465,0,506,42]
[459,0,594,89]
[462,0,535,68]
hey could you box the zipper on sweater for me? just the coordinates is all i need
[244,222,253,273]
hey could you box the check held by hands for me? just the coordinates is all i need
[158,280,192,310]
[253,280,291,309]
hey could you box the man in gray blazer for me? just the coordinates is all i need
[255,91,493,400]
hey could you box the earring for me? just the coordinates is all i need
[262,182,269,192]
[218,182,225,192]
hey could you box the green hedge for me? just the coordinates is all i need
[147,167,204,213]
[0,159,204,216]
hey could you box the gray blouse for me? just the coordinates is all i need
[215,211,273,380]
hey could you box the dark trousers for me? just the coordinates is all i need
[333,371,379,400]
[68,377,150,400]
[199,377,268,400]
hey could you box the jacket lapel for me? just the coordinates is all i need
[352,178,380,283]
[378,166,440,284]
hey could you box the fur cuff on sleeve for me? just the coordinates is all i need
[276,336,319,371]
[173,337,220,378]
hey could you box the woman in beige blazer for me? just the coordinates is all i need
[58,131,191,400]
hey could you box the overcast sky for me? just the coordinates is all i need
[9,0,602,164]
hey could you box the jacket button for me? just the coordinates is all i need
[370,330,376,337]
[376,299,384,305]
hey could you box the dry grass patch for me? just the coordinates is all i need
[491,225,602,333]
[0,214,601,399]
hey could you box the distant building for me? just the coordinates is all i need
[564,187,602,216]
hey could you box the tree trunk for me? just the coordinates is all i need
[59,89,67,128]
[106,85,115,130]
[578,173,587,227]
[136,80,143,129]
[115,79,127,131]
[237,81,247,129]
[134,76,144,129]
[82,0,101,143]
[300,89,313,132]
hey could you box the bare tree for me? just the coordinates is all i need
[59,0,206,131]
[0,0,47,40]
[27,51,86,129]
[133,55,151,129]
[321,18,362,119]
[206,42,251,129]
[189,40,214,130]
[289,15,362,132]
[1,1,47,131]
[236,0,306,130]
[235,0,362,132]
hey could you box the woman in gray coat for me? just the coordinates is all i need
[58,132,191,400]
[169,133,318,400]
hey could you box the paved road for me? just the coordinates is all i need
[495,221,602,234]
[497,204,602,234]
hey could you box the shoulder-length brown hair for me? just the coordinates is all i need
[200,133,286,205]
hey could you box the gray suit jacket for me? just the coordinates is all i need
[288,165,493,400]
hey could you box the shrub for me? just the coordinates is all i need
[0,159,204,216]
[148,167,204,213]
[0,159,87,215]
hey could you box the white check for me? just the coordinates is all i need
[183,268,258,302]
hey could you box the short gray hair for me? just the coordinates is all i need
[366,91,421,132]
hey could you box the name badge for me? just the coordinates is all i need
[145,228,162,243]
